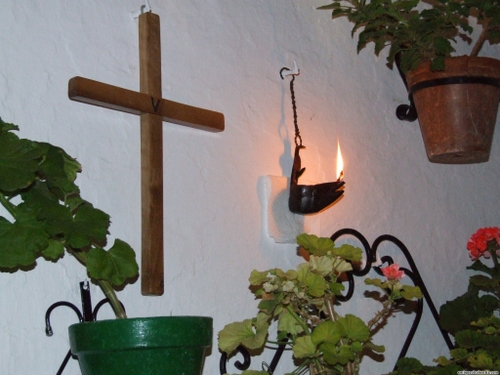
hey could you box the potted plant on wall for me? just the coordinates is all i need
[319,0,500,164]
[218,233,422,375]
[390,226,500,374]
[0,117,212,375]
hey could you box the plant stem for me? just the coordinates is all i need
[471,19,490,57]
[69,247,127,319]
[367,298,393,330]
[324,295,339,321]
[346,361,356,375]
[0,192,16,218]
[324,296,357,375]
[286,304,310,335]
[490,247,499,270]
[97,279,127,319]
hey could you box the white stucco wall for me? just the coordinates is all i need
[1,1,499,374]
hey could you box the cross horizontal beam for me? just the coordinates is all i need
[68,76,224,132]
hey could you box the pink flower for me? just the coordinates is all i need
[467,227,500,260]
[381,264,405,280]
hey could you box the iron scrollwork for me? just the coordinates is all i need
[45,281,126,375]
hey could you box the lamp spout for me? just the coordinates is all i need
[288,145,345,214]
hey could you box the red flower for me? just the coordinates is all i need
[381,264,405,280]
[467,227,500,260]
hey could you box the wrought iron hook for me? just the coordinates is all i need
[45,281,126,375]
[395,53,418,122]
[279,61,300,79]
[45,288,85,375]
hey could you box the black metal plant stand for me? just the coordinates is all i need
[45,281,125,375]
[220,228,455,375]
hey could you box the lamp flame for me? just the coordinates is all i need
[336,142,344,181]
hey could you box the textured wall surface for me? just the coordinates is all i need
[1,1,499,374]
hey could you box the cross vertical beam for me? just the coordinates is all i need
[139,12,164,296]
[67,12,224,297]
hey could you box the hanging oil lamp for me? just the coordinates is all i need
[280,64,345,215]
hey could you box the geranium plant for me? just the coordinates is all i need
[0,117,139,319]
[218,233,422,375]
[392,227,500,374]
[319,0,500,73]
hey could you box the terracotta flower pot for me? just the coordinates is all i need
[405,56,500,164]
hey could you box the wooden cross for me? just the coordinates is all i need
[68,12,224,296]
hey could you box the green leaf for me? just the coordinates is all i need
[0,131,44,192]
[364,340,385,353]
[0,117,19,133]
[433,36,454,57]
[34,199,109,250]
[0,216,47,269]
[430,56,446,71]
[41,239,65,261]
[455,329,488,349]
[302,270,328,298]
[449,348,469,361]
[400,285,423,300]
[468,351,494,369]
[307,273,328,297]
[435,355,452,366]
[293,335,318,359]
[332,258,354,274]
[351,340,363,353]
[309,255,334,275]
[331,244,363,262]
[218,319,255,354]
[37,143,81,200]
[338,314,370,342]
[66,203,110,249]
[469,274,496,288]
[218,312,270,354]
[472,315,500,330]
[323,343,356,365]
[317,3,341,10]
[257,296,280,315]
[311,320,342,346]
[278,307,304,335]
[71,204,110,246]
[467,259,494,275]
[297,233,335,256]
[332,7,350,19]
[365,277,386,288]
[330,281,345,295]
[439,293,498,334]
[249,269,269,286]
[20,178,61,210]
[86,239,138,286]
[395,357,424,374]
[458,328,500,351]
[29,190,73,236]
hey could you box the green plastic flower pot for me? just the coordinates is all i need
[68,316,213,375]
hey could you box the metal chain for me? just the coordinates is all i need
[289,75,302,147]
[280,66,302,147]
